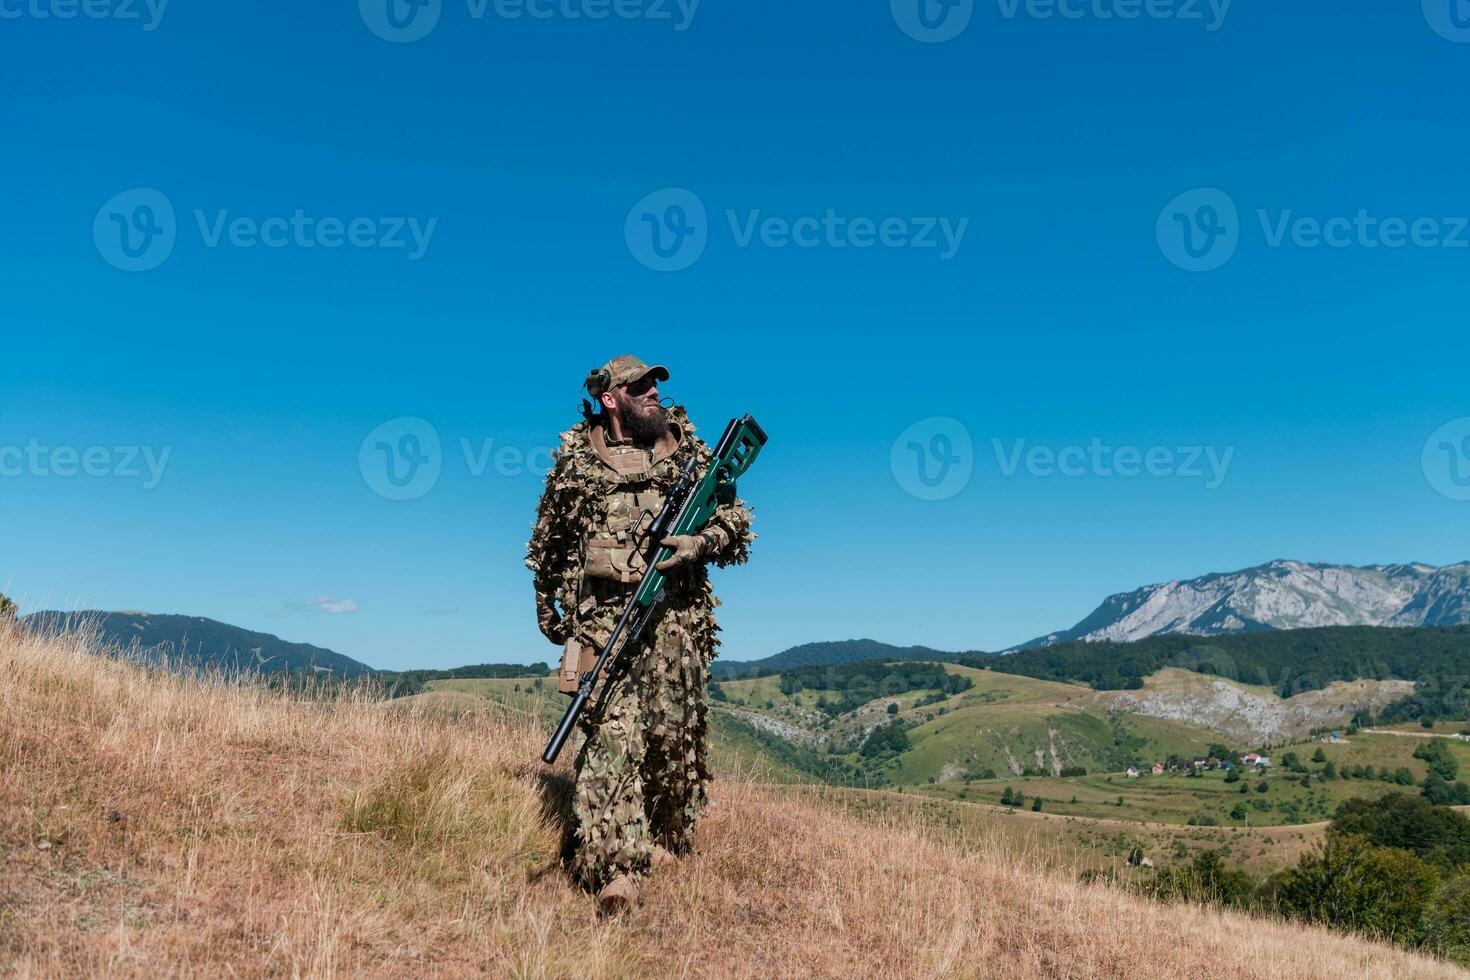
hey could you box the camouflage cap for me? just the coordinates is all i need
[585,355,669,400]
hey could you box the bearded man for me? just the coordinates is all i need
[526,355,755,913]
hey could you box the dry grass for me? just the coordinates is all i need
[2,626,1465,979]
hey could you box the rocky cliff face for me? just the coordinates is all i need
[1094,669,1415,744]
[1017,560,1470,649]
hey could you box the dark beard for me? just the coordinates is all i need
[623,400,669,447]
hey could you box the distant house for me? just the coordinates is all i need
[1327,732,1342,743]
[1254,756,1271,768]
[1242,753,1261,766]
[1191,758,1208,769]
[1151,763,1165,776]
[1126,766,1141,778]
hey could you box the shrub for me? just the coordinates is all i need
[1275,834,1439,945]
[1151,850,1256,908]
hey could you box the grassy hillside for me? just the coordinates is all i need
[5,627,1464,977]
[716,662,1221,785]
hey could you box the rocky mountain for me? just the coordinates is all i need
[22,610,375,676]
[1013,560,1470,650]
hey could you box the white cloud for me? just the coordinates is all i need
[307,596,359,615]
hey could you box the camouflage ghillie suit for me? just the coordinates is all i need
[526,405,754,889]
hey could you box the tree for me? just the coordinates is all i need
[1230,803,1248,821]
[1323,760,1337,779]
[1415,740,1460,782]
[1208,743,1232,762]
[1276,834,1439,945]
[1312,747,1328,764]
[1425,873,1470,964]
[0,593,16,625]
[1334,794,1470,871]
[1031,796,1043,812]
[1281,752,1304,773]
[886,702,899,716]
[1224,767,1240,784]
[1001,786,1017,807]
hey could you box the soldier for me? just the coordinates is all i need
[526,355,755,914]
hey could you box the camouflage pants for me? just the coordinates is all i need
[570,592,713,890]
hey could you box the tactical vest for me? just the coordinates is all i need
[579,421,683,586]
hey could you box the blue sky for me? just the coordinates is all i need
[3,1,1469,669]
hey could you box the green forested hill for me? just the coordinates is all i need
[23,611,375,676]
[712,638,992,679]
[987,625,1470,714]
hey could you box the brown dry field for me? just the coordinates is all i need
[3,626,1466,979]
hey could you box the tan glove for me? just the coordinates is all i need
[655,534,712,573]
